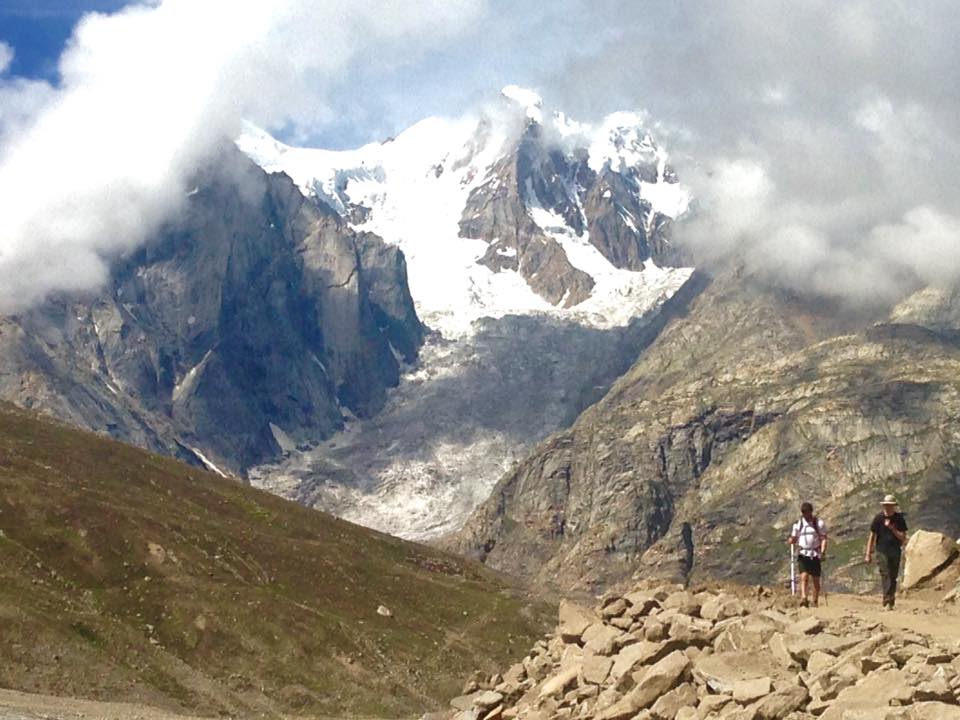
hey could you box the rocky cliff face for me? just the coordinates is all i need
[459,116,687,308]
[238,90,692,339]
[448,269,960,594]
[0,147,424,472]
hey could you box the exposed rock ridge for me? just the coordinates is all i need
[0,147,425,472]
[459,120,686,307]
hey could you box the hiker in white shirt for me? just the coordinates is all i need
[787,501,828,607]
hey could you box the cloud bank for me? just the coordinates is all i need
[543,0,960,305]
[0,0,483,311]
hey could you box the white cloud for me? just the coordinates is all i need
[0,0,485,311]
[544,0,960,305]
[0,42,12,75]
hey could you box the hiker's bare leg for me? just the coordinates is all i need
[800,572,809,604]
[811,575,821,605]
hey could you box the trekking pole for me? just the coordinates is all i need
[790,544,796,596]
[821,555,828,606]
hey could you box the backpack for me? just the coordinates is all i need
[795,516,823,546]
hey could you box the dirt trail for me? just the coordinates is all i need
[0,689,213,720]
[810,588,960,643]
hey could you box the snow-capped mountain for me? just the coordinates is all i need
[238,86,691,338]
[240,88,697,539]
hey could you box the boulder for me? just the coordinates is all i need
[538,665,580,700]
[582,655,614,685]
[786,617,823,636]
[698,694,734,716]
[733,677,773,704]
[624,592,661,618]
[662,592,702,617]
[602,598,630,619]
[670,614,714,646]
[785,634,856,663]
[912,677,954,703]
[769,634,798,669]
[451,691,504,712]
[644,618,669,642]
[609,616,634,631]
[650,682,698,720]
[583,623,624,656]
[903,531,959,589]
[805,651,835,677]
[559,600,601,643]
[624,651,692,712]
[610,640,669,681]
[752,685,809,720]
[701,595,748,622]
[908,703,960,720]
[819,670,913,720]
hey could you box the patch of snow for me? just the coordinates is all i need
[173,349,212,403]
[190,446,228,478]
[528,202,691,328]
[269,423,296,453]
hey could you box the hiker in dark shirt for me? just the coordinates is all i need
[864,493,908,609]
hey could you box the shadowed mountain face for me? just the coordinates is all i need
[448,269,960,595]
[0,148,424,473]
[0,402,550,717]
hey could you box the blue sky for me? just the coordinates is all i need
[0,1,129,78]
[0,0,627,148]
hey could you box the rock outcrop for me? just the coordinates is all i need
[903,531,959,590]
[441,583,960,720]
[448,268,960,593]
[0,147,424,472]
[460,119,686,307]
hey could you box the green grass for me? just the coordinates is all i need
[0,402,552,717]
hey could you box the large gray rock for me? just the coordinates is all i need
[903,530,959,589]
[0,148,424,473]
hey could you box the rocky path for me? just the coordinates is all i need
[446,585,960,720]
[814,589,960,645]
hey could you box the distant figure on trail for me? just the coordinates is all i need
[865,494,908,610]
[788,501,827,607]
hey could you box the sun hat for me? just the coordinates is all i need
[880,494,898,505]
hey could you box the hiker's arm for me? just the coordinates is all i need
[889,523,907,545]
[819,529,827,557]
[865,531,875,562]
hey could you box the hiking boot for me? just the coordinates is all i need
[800,598,809,608]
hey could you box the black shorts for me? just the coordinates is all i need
[798,555,822,577]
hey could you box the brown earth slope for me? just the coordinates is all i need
[0,402,551,718]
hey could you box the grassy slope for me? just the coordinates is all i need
[0,403,551,718]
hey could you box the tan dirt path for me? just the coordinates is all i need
[795,588,960,644]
